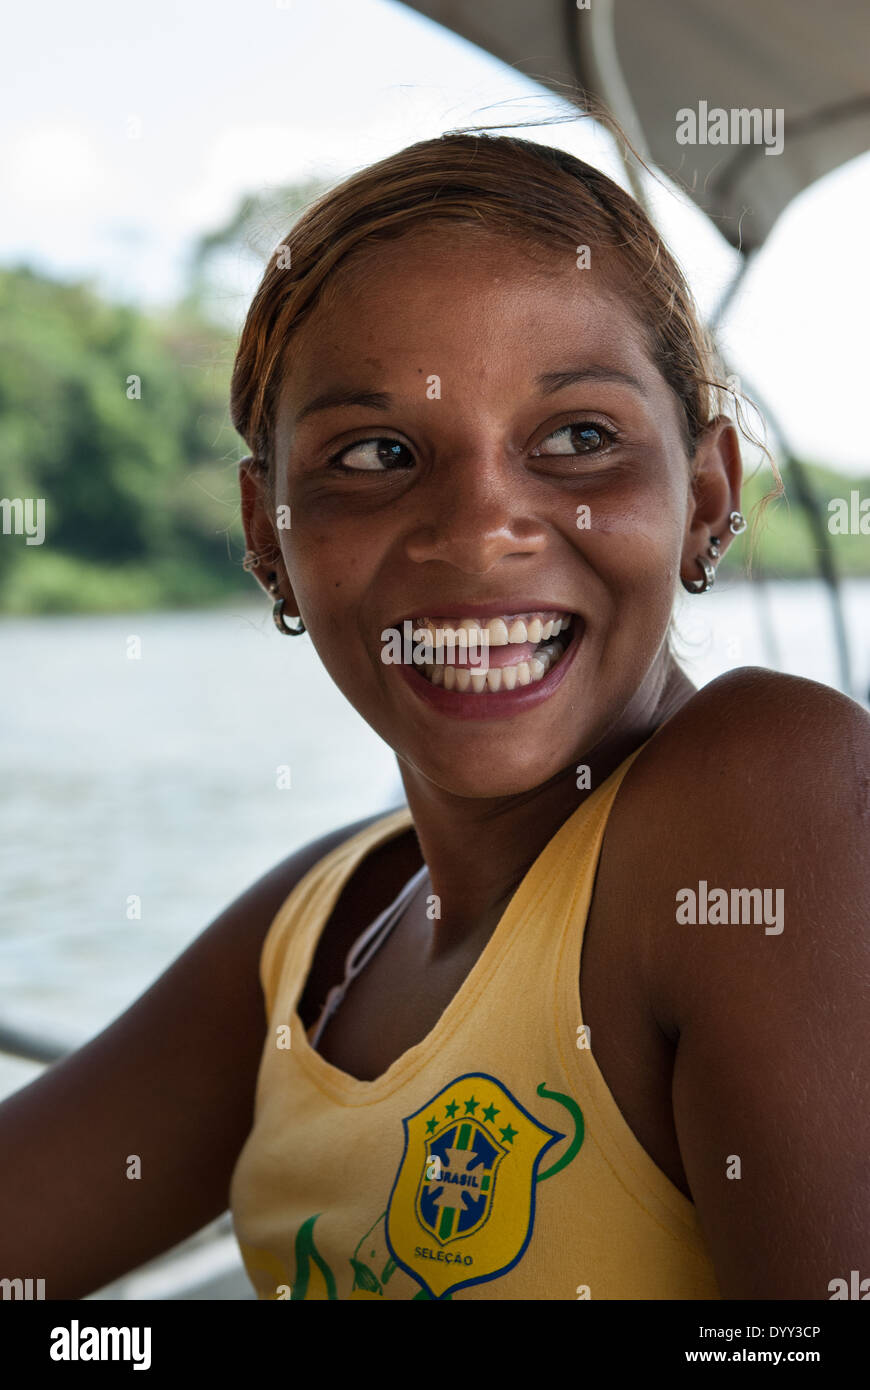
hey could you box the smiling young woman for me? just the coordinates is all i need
[1,132,867,1305]
[222,133,870,1301]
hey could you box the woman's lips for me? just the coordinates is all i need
[394,617,584,720]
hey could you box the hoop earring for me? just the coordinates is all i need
[273,599,306,636]
[681,554,716,594]
[267,573,306,635]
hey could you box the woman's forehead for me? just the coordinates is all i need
[314,221,628,309]
[280,229,654,410]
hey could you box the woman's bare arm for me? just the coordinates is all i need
[638,669,870,1298]
[0,813,384,1299]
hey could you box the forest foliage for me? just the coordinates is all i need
[1,183,867,613]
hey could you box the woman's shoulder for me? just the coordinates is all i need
[612,664,870,1023]
[663,661,868,740]
[634,664,869,813]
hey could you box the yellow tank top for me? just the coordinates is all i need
[230,745,721,1300]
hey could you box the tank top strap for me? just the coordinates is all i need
[470,739,652,1003]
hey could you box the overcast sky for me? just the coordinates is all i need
[2,0,869,472]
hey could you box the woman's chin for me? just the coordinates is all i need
[399,747,579,802]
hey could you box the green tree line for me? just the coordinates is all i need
[0,264,246,613]
[0,229,867,614]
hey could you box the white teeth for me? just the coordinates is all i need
[422,645,571,695]
[414,619,576,694]
[412,613,573,648]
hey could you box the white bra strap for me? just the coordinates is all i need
[307,863,429,1050]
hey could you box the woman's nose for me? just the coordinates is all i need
[403,449,549,574]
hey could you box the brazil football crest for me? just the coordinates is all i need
[385,1072,565,1299]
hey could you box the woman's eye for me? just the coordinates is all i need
[329,437,414,471]
[533,422,614,456]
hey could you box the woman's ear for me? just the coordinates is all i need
[238,456,296,607]
[239,455,283,597]
[680,417,744,580]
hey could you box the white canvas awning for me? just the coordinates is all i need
[401,0,870,252]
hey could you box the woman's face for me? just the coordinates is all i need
[261,227,704,798]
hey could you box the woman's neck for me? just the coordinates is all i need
[397,658,696,951]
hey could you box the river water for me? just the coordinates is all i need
[1,579,868,1100]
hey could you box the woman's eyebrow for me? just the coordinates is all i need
[295,387,392,423]
[537,366,648,397]
[295,365,647,424]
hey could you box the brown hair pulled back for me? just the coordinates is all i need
[231,131,733,498]
[229,127,778,589]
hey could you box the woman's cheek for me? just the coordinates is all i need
[285,526,363,608]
